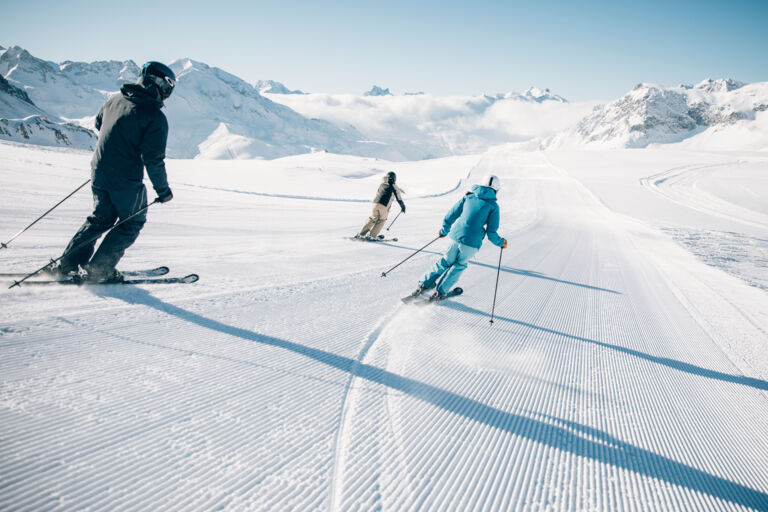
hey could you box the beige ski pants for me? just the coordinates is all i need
[358,203,389,238]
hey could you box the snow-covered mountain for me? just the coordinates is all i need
[0,46,405,160]
[0,45,589,160]
[0,51,97,150]
[5,45,764,158]
[487,86,567,103]
[547,79,768,150]
[265,88,595,159]
[0,46,136,121]
[364,85,392,96]
[254,80,305,95]
[165,59,404,160]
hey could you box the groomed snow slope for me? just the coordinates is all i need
[1,142,767,510]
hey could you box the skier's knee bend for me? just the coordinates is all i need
[118,216,146,235]
[85,214,117,231]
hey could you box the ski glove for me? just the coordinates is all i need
[399,202,406,213]
[157,188,173,203]
[438,230,447,238]
[502,238,508,249]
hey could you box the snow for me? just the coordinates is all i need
[254,80,305,95]
[5,45,767,162]
[1,140,767,510]
[0,65,98,150]
[547,80,768,150]
[265,91,596,159]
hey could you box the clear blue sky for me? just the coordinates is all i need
[1,0,766,101]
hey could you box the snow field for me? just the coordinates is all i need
[1,142,767,510]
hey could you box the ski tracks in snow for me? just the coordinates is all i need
[640,161,768,230]
[327,152,768,510]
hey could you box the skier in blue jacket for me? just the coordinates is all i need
[410,174,507,301]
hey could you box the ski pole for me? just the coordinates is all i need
[1,179,91,250]
[385,210,402,231]
[9,198,159,289]
[489,245,504,324]
[381,236,440,277]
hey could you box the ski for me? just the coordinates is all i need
[0,266,169,278]
[347,236,399,243]
[19,273,199,286]
[122,266,170,277]
[404,287,463,305]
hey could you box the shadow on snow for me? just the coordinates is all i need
[101,287,767,510]
[382,242,621,294]
[443,301,768,392]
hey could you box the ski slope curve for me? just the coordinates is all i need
[0,143,767,510]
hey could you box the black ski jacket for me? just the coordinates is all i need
[90,83,170,195]
[372,179,405,210]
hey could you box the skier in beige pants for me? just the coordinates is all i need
[356,171,405,240]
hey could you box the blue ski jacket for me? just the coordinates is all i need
[440,185,504,249]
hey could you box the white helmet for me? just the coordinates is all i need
[481,174,501,192]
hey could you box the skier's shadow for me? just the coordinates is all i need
[101,286,768,510]
[442,300,768,392]
[381,242,621,294]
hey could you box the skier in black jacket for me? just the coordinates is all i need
[57,61,176,282]
[356,171,405,240]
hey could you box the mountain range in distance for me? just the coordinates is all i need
[1,45,766,159]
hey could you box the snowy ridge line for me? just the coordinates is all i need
[180,180,463,202]
[640,161,768,230]
[179,183,368,203]
[409,178,462,199]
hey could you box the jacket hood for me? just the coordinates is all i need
[120,83,163,107]
[471,184,497,201]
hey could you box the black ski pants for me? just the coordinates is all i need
[60,184,147,274]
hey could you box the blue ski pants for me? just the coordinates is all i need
[420,240,479,294]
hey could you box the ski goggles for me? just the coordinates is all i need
[148,74,176,99]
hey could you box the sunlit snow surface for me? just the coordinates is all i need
[1,141,767,511]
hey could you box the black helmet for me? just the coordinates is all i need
[140,61,176,100]
[387,171,396,184]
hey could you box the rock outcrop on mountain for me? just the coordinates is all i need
[547,79,768,149]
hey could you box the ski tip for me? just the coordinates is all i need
[183,274,200,283]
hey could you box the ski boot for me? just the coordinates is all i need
[85,267,124,283]
[402,283,428,303]
[410,284,427,297]
[428,291,446,302]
